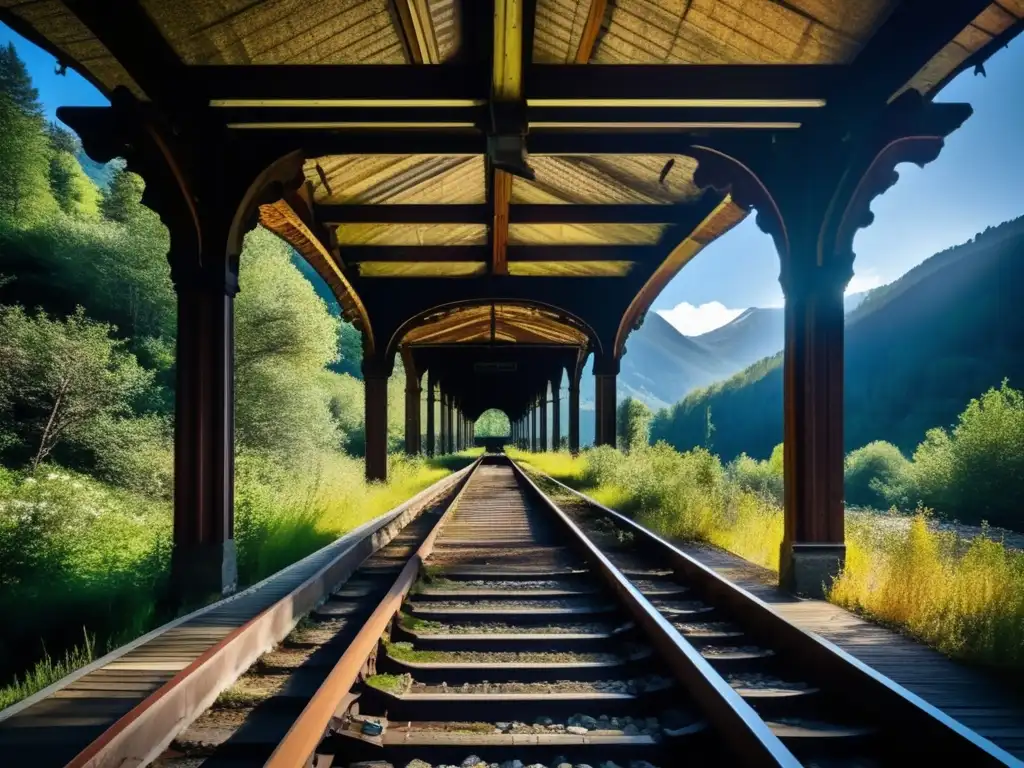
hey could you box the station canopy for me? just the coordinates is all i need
[4,0,1021,369]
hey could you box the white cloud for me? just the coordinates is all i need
[656,301,745,336]
[846,270,884,295]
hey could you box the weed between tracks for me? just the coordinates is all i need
[509,447,1024,668]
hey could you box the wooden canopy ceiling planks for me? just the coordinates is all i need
[401,303,590,347]
[7,0,1022,367]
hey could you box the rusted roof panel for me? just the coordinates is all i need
[0,0,145,96]
[533,0,591,62]
[511,155,701,204]
[900,1,1024,97]
[336,223,487,245]
[509,222,666,245]
[306,156,486,204]
[588,0,897,64]
[139,0,408,65]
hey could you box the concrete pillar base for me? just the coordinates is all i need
[779,542,845,599]
[171,539,237,604]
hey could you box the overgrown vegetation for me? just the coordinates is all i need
[510,385,1024,668]
[474,408,510,437]
[0,44,456,706]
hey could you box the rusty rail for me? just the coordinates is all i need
[528,465,1022,768]
[510,460,801,768]
[59,459,479,768]
[264,459,480,768]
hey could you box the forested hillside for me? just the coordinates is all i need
[651,215,1024,459]
[690,307,784,371]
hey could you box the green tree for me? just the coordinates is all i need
[0,43,41,115]
[0,306,153,470]
[235,227,341,462]
[101,168,146,224]
[844,441,912,509]
[475,409,511,437]
[48,149,101,218]
[910,381,1024,526]
[617,397,653,453]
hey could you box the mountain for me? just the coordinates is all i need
[650,215,1024,459]
[691,307,784,371]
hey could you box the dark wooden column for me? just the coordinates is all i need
[531,401,538,452]
[779,262,850,595]
[539,389,549,453]
[551,370,562,451]
[594,356,618,448]
[445,395,454,454]
[405,374,421,456]
[364,365,389,482]
[457,409,463,452]
[171,258,238,600]
[568,369,581,454]
[438,390,447,455]
[426,372,436,457]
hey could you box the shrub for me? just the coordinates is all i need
[729,443,783,504]
[844,441,913,509]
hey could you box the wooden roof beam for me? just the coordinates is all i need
[318,204,707,225]
[341,245,661,262]
[574,0,607,63]
[390,0,443,64]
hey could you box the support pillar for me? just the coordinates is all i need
[779,264,849,597]
[171,267,238,600]
[446,396,454,454]
[426,373,436,458]
[594,357,618,448]
[457,410,463,452]
[364,368,389,482]
[551,370,562,451]
[405,375,421,456]
[531,402,538,452]
[439,391,448,455]
[539,390,548,453]
[568,372,581,454]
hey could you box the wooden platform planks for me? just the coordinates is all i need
[678,542,1024,760]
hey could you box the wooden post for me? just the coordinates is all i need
[539,388,548,453]
[568,384,580,455]
[171,265,238,600]
[531,401,538,452]
[364,370,389,482]
[426,373,436,457]
[405,375,421,456]
[551,370,562,451]
[594,356,618,448]
[438,390,447,455]
[446,396,454,454]
[779,263,849,597]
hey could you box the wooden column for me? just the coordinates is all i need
[594,356,618,448]
[539,389,548,453]
[568,369,581,454]
[551,370,562,451]
[438,391,448,455]
[531,402,538,452]
[426,373,436,457]
[405,375,421,456]
[779,263,850,596]
[364,369,389,482]
[446,396,454,454]
[457,409,464,452]
[171,262,238,600]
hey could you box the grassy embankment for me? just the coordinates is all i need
[508,446,1024,668]
[0,451,477,709]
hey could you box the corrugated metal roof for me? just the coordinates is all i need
[512,155,701,204]
[140,0,407,64]
[588,0,898,64]
[533,0,591,62]
[901,1,1024,97]
[306,155,486,204]
[0,0,145,96]
[509,222,666,245]
[336,222,487,245]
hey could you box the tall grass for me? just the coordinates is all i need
[0,451,465,708]
[512,446,1024,668]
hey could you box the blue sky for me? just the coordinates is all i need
[3,23,1022,335]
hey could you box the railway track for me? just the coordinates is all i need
[112,456,1018,767]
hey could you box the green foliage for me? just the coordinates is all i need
[100,168,146,224]
[0,93,55,227]
[616,397,652,452]
[0,306,153,470]
[729,443,783,504]
[0,43,41,115]
[235,227,341,462]
[909,382,1024,528]
[0,629,95,710]
[475,408,510,437]
[48,149,100,218]
[844,441,912,509]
